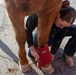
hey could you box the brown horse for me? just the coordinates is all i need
[5,0,62,73]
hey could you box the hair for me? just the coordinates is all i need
[62,0,70,8]
[60,0,76,24]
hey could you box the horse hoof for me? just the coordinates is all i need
[41,64,54,74]
[19,62,31,72]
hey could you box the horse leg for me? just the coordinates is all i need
[11,14,30,72]
[37,15,56,47]
[9,15,30,72]
[37,3,62,47]
[5,1,30,72]
[37,15,55,74]
[37,3,61,74]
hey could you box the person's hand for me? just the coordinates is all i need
[49,46,54,60]
[30,46,39,61]
[51,54,54,60]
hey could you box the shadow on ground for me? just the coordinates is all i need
[0,40,18,63]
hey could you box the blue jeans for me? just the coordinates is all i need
[33,24,76,57]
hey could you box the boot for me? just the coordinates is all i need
[64,54,74,67]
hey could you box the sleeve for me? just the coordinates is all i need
[25,14,38,47]
[51,27,70,54]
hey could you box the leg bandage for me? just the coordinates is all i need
[36,44,53,67]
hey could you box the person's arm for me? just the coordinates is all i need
[25,14,38,47]
[25,14,39,60]
[51,27,70,54]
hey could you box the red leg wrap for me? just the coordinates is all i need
[36,44,53,67]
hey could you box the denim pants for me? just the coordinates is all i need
[33,24,76,57]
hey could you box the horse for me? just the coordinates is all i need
[5,0,62,73]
